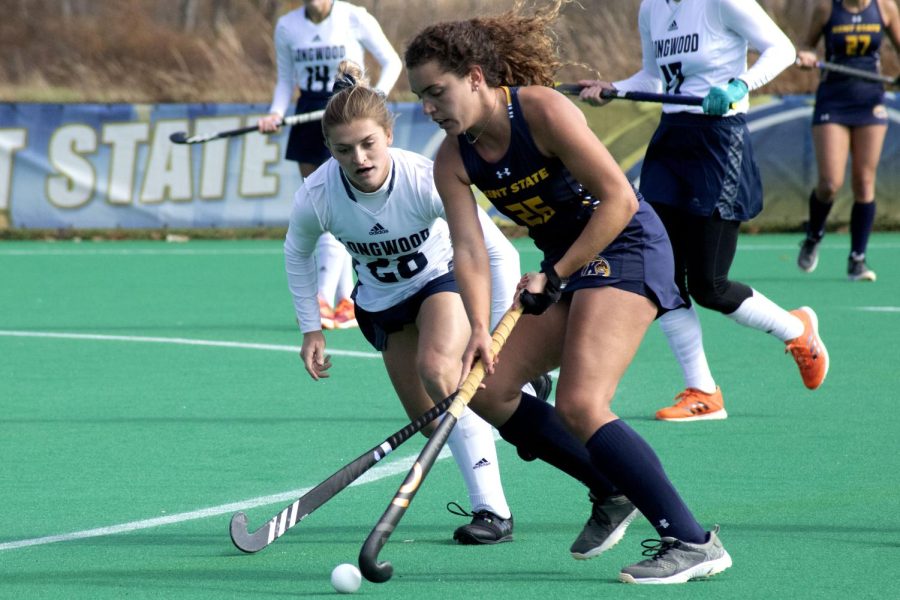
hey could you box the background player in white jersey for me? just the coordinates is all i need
[262,0,402,330]
[284,61,522,544]
[578,0,829,421]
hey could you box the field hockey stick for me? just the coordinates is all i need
[358,306,523,583]
[169,109,325,145]
[230,393,455,553]
[811,60,899,86]
[556,84,704,106]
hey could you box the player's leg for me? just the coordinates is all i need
[555,287,729,581]
[686,213,828,390]
[650,202,722,422]
[846,123,886,281]
[413,291,513,543]
[333,251,358,326]
[640,122,720,420]
[800,123,850,272]
[316,232,357,327]
[466,303,634,559]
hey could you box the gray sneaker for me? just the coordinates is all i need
[848,255,876,282]
[570,493,639,559]
[619,525,732,584]
[798,237,820,272]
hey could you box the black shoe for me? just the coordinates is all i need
[447,502,513,545]
[797,237,820,272]
[529,373,553,402]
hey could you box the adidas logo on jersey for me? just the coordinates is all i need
[368,223,389,235]
[668,19,678,31]
[473,457,492,470]
[312,34,322,42]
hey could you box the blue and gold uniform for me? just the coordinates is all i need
[814,0,888,126]
[458,86,682,312]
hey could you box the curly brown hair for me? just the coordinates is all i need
[404,0,569,87]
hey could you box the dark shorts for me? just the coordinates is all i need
[639,112,763,221]
[285,92,331,165]
[813,80,887,127]
[559,200,684,316]
[355,272,459,351]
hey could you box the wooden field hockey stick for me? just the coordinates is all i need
[169,109,325,145]
[230,393,456,553]
[812,60,900,87]
[358,306,523,583]
[556,84,705,106]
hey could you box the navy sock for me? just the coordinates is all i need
[585,420,706,543]
[850,201,876,257]
[498,393,616,498]
[807,190,832,241]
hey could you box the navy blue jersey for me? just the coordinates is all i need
[822,0,884,79]
[457,87,684,317]
[457,87,599,262]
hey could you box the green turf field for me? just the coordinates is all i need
[1,235,897,599]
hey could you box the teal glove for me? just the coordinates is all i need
[702,79,748,116]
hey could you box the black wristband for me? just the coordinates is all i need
[540,259,563,294]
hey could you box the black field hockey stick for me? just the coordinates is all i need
[811,60,900,87]
[358,306,523,583]
[169,109,326,145]
[556,84,704,106]
[230,393,455,553]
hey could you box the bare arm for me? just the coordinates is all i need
[797,0,831,67]
[433,138,498,377]
[518,86,638,280]
[880,0,900,56]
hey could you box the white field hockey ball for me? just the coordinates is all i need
[330,563,362,594]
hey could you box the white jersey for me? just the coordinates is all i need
[269,1,402,117]
[614,0,795,115]
[285,147,519,333]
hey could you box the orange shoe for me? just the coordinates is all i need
[785,307,829,390]
[333,298,358,329]
[319,297,335,330]
[655,387,727,422]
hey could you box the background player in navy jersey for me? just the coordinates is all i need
[285,61,528,544]
[579,0,829,422]
[262,0,402,329]
[796,0,900,281]
[406,0,730,584]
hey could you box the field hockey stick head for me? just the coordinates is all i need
[168,131,190,144]
[359,537,394,582]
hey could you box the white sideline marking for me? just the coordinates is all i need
[0,446,455,552]
[0,330,380,359]
[856,306,900,313]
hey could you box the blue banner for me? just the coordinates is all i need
[0,102,445,229]
[2,96,898,229]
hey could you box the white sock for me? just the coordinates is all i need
[726,288,804,342]
[335,249,355,302]
[445,407,511,518]
[316,232,349,305]
[659,306,717,393]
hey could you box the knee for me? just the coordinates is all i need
[686,276,724,311]
[850,174,876,201]
[815,179,841,202]
[416,353,457,397]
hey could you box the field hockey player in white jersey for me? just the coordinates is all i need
[579,0,830,422]
[284,61,545,544]
[262,0,403,331]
